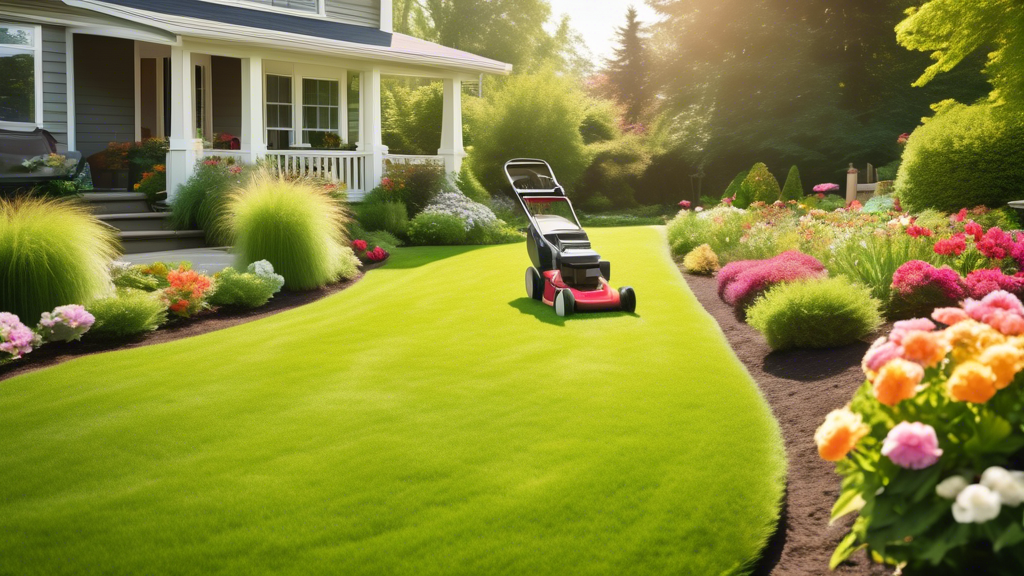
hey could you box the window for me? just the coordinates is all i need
[199,0,322,15]
[265,74,293,150]
[0,23,40,126]
[302,78,339,147]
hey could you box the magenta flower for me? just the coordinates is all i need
[965,268,1024,299]
[0,312,39,360]
[934,234,967,257]
[813,183,840,194]
[718,251,826,309]
[882,422,943,470]
[37,304,95,343]
[962,291,1024,335]
[679,200,691,209]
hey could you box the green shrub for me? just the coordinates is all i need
[667,207,751,259]
[579,99,620,144]
[380,162,448,216]
[780,166,803,201]
[972,206,1021,230]
[0,198,119,324]
[87,288,168,340]
[578,134,651,209]
[876,159,901,181]
[170,162,246,246]
[736,163,782,208]
[228,171,351,290]
[818,194,847,211]
[683,244,720,275]
[469,70,591,193]
[357,200,409,236]
[456,162,490,203]
[465,220,525,245]
[912,208,950,232]
[110,263,159,291]
[208,267,278,309]
[364,230,402,253]
[747,277,883,351]
[861,195,896,214]
[895,101,1024,213]
[722,170,748,200]
[407,212,468,245]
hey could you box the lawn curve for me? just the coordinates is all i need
[0,226,786,576]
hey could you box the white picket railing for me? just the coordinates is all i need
[384,154,444,167]
[264,150,371,194]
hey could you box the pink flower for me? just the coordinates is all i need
[882,422,943,470]
[813,183,840,194]
[897,133,910,145]
[718,251,826,309]
[890,318,937,345]
[352,239,368,252]
[965,268,1024,299]
[0,312,39,360]
[906,225,933,238]
[863,338,903,375]
[965,221,984,242]
[934,234,967,256]
[962,291,1024,335]
[953,208,968,223]
[679,200,691,209]
[932,307,971,326]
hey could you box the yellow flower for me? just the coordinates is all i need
[978,344,1024,390]
[947,361,999,404]
[133,183,140,191]
[945,320,1005,364]
[815,408,870,462]
[873,359,924,407]
[902,330,950,369]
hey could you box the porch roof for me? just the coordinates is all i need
[61,0,513,75]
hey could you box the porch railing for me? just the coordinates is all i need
[384,154,445,167]
[265,150,370,194]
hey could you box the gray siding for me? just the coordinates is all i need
[325,0,380,29]
[212,56,242,139]
[74,35,135,159]
[41,25,68,149]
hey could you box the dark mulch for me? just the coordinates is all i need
[681,272,892,576]
[0,263,383,383]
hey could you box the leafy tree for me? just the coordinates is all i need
[602,6,651,124]
[780,166,803,201]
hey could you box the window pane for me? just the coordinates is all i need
[318,81,329,104]
[303,106,316,129]
[267,76,278,102]
[279,77,292,104]
[329,108,338,130]
[0,47,34,123]
[303,79,315,105]
[0,25,33,47]
[281,105,293,128]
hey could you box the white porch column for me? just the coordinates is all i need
[240,56,266,164]
[359,67,387,187]
[438,77,466,174]
[166,45,197,201]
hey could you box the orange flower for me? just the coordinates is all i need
[133,183,141,191]
[978,344,1024,390]
[947,361,999,403]
[154,164,166,173]
[873,359,924,407]
[901,330,950,368]
[815,408,870,461]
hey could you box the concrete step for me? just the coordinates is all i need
[81,191,150,215]
[98,212,173,233]
[119,230,206,255]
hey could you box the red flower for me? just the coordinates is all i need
[846,200,863,211]
[228,165,243,175]
[816,193,826,200]
[965,221,984,242]
[170,299,189,313]
[352,239,368,252]
[678,200,691,209]
[906,225,933,238]
[934,234,967,256]
[203,159,220,166]
[366,246,390,262]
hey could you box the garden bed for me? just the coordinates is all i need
[682,270,890,576]
[0,262,382,383]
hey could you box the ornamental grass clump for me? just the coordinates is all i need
[0,197,119,323]
[227,171,351,290]
[816,292,1024,572]
[682,244,720,275]
[746,277,882,351]
[717,251,827,310]
[87,289,168,340]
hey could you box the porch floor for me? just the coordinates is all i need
[122,247,234,274]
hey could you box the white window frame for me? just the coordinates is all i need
[0,21,44,131]
[196,0,326,18]
[264,73,295,148]
[300,76,341,145]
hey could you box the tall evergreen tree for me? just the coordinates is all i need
[602,6,650,124]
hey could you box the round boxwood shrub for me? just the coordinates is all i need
[747,277,883,351]
[0,198,119,323]
[407,213,468,245]
[227,171,351,290]
[895,101,1024,213]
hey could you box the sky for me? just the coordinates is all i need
[547,0,658,66]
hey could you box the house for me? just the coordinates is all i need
[0,0,511,200]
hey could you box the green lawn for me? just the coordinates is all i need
[0,227,785,576]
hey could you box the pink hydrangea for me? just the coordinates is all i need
[882,422,943,469]
[962,291,1024,335]
[0,312,39,361]
[964,268,1024,299]
[36,304,95,343]
[717,251,827,309]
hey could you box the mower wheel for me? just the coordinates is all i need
[619,286,637,313]
[525,267,543,300]
[555,289,576,317]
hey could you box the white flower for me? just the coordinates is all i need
[951,484,1002,524]
[247,260,284,293]
[936,475,970,499]
[980,467,1024,507]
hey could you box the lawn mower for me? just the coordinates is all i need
[505,158,636,317]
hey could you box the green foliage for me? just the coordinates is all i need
[826,232,938,310]
[87,288,168,340]
[577,133,651,209]
[170,162,248,246]
[579,205,673,227]
[110,264,159,292]
[722,170,748,200]
[818,195,847,212]
[228,171,351,290]
[667,206,752,258]
[876,159,901,181]
[208,268,278,309]
[895,102,1024,213]
[357,200,409,236]
[780,165,803,202]
[747,277,882,351]
[337,246,361,280]
[861,195,896,214]
[0,198,119,324]
[737,163,782,208]
[407,212,468,245]
[600,6,652,124]
[469,70,590,194]
[464,220,525,245]
[380,163,450,217]
[579,99,620,144]
[455,162,489,203]
[363,230,402,253]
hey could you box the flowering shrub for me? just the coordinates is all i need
[421,192,498,232]
[717,251,826,309]
[161,266,214,318]
[813,183,840,194]
[134,164,166,204]
[350,239,391,264]
[964,268,1024,299]
[890,260,965,319]
[682,244,720,275]
[365,246,389,263]
[0,312,40,362]
[817,292,1024,571]
[36,305,94,343]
